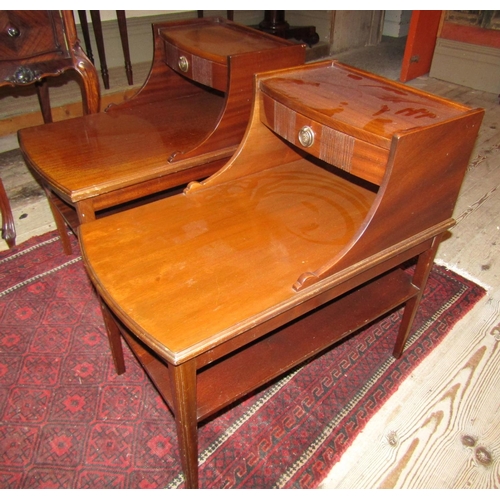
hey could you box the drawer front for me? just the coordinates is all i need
[0,11,66,62]
[164,40,227,92]
[261,93,388,186]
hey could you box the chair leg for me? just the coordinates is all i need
[116,11,133,85]
[0,179,16,248]
[90,11,110,89]
[77,10,95,64]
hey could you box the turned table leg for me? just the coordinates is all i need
[170,360,199,489]
[393,235,443,358]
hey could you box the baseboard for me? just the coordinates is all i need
[430,38,500,94]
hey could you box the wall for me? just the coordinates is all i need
[72,10,386,69]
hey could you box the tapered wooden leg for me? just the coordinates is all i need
[393,235,443,358]
[0,179,16,248]
[99,299,126,375]
[44,188,73,255]
[170,360,199,489]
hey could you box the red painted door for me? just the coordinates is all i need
[400,11,442,83]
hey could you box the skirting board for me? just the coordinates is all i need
[430,38,500,94]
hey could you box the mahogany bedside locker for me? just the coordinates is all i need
[17,17,306,254]
[79,61,483,488]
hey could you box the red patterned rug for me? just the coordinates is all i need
[0,230,486,489]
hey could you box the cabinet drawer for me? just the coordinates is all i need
[0,11,65,61]
[164,40,227,92]
[261,92,388,186]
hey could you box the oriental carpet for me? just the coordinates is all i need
[0,231,486,488]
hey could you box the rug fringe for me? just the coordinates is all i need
[435,259,492,291]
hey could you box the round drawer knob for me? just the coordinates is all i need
[298,126,315,148]
[7,25,20,38]
[178,56,189,73]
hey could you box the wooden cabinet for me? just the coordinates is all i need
[79,60,483,488]
[0,10,99,121]
[17,17,305,254]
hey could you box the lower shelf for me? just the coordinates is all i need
[119,265,419,422]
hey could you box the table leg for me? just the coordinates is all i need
[393,235,443,358]
[35,79,53,123]
[100,299,126,375]
[44,189,72,255]
[170,360,199,489]
[75,199,96,224]
[0,179,16,248]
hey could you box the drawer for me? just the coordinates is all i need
[164,40,227,93]
[260,92,388,186]
[0,11,65,62]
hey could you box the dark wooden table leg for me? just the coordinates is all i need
[77,10,95,64]
[0,179,16,248]
[100,299,126,375]
[170,361,199,489]
[35,79,53,123]
[393,235,443,358]
[90,11,110,89]
[116,11,133,85]
[44,188,73,255]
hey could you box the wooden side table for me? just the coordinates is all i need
[18,17,306,255]
[79,61,483,487]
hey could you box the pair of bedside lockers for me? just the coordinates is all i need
[16,17,483,488]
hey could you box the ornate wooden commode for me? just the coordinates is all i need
[79,60,484,488]
[17,17,305,254]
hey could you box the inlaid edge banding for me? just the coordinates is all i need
[191,53,213,88]
[320,127,355,173]
[274,101,296,143]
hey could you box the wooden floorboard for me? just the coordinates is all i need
[322,77,500,489]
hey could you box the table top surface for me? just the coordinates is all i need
[260,62,473,148]
[160,18,298,63]
[80,158,376,363]
[18,93,224,200]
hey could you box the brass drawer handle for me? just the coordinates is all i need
[298,126,315,148]
[178,56,189,73]
[7,25,20,38]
